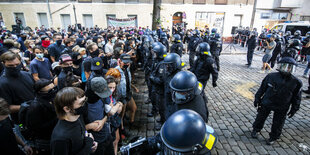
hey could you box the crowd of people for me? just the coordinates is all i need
[0,22,307,154]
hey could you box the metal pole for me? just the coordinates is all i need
[250,0,257,29]
[73,4,78,31]
[47,0,53,27]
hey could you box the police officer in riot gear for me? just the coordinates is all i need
[160,32,169,52]
[252,57,302,145]
[209,31,222,71]
[120,109,218,155]
[292,30,302,40]
[188,29,203,68]
[163,53,185,118]
[142,36,154,104]
[191,42,218,104]
[170,34,183,57]
[246,31,257,67]
[284,31,292,45]
[203,29,210,43]
[282,39,302,60]
[170,71,208,122]
[149,43,168,127]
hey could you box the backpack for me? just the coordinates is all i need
[18,100,34,140]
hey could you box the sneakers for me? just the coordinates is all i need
[266,138,277,145]
[258,70,265,74]
[251,130,258,138]
[303,74,308,78]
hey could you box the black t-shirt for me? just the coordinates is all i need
[50,117,93,155]
[0,71,35,123]
[0,117,22,155]
[124,68,132,100]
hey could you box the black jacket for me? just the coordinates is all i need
[255,72,302,112]
[191,56,218,84]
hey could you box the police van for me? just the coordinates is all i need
[270,21,310,36]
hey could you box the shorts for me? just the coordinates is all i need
[262,54,272,63]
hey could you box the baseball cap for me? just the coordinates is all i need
[91,77,112,98]
[59,54,72,64]
[120,53,132,64]
[91,57,103,71]
[51,62,60,70]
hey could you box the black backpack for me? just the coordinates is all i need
[18,100,34,140]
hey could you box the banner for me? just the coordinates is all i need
[107,17,137,28]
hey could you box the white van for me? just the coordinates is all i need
[270,21,310,36]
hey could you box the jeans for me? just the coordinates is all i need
[303,55,310,75]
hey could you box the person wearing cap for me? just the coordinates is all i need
[57,54,73,90]
[259,35,276,73]
[26,79,58,154]
[87,77,115,155]
[17,33,27,52]
[116,54,138,128]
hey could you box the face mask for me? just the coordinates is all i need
[5,64,22,77]
[63,66,73,73]
[82,54,87,58]
[90,49,99,58]
[42,40,50,48]
[73,58,82,65]
[132,44,136,48]
[30,44,35,48]
[56,40,62,45]
[73,104,87,116]
[111,38,116,43]
[36,53,44,59]
[102,41,105,45]
[38,87,58,101]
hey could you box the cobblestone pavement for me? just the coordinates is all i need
[128,45,310,155]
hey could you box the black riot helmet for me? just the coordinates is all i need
[192,29,200,37]
[285,31,291,36]
[160,32,168,40]
[172,34,181,43]
[277,57,297,75]
[211,28,217,34]
[169,71,203,104]
[196,42,211,57]
[294,30,301,36]
[164,53,185,72]
[152,43,167,60]
[160,109,218,154]
[289,39,302,50]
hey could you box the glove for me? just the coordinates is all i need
[287,110,296,118]
[212,82,217,87]
[254,100,261,107]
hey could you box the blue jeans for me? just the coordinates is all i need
[304,55,310,75]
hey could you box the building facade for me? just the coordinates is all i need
[0,0,308,37]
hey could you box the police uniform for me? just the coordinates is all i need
[170,42,183,57]
[188,35,202,68]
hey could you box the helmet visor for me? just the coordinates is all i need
[277,63,296,74]
[172,91,194,104]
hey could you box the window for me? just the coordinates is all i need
[83,14,93,28]
[37,13,49,28]
[193,0,206,4]
[270,25,283,31]
[261,13,271,19]
[215,0,227,5]
[271,13,288,20]
[102,0,115,2]
[286,25,310,36]
[14,13,26,27]
[125,0,138,3]
[300,16,310,21]
[78,0,92,2]
[60,14,71,29]
[128,15,138,27]
[233,15,242,27]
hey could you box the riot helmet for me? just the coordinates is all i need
[306,31,310,37]
[172,34,181,43]
[289,39,302,50]
[285,31,291,36]
[164,53,184,73]
[211,28,217,34]
[192,29,200,37]
[169,71,203,104]
[160,32,168,40]
[160,109,217,154]
[294,30,301,36]
[152,43,167,60]
[196,42,211,57]
[277,57,297,75]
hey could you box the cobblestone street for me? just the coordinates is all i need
[129,45,310,155]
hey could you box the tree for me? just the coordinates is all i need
[152,0,161,30]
